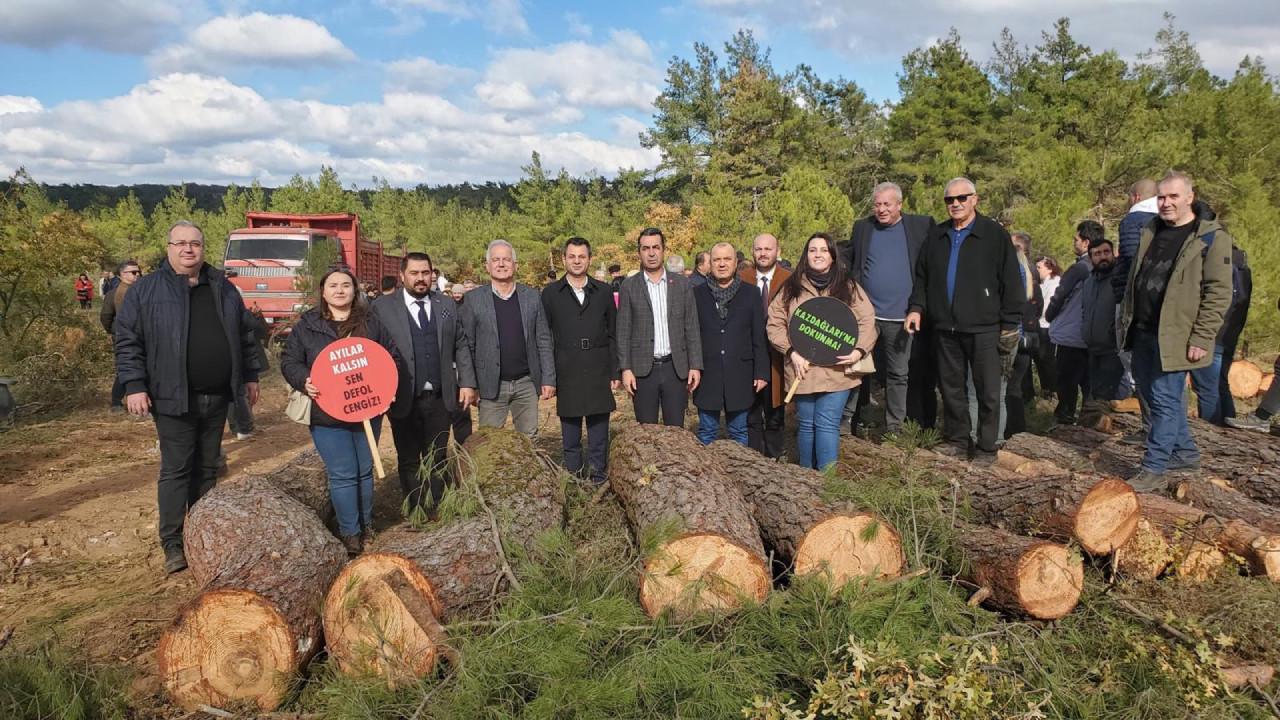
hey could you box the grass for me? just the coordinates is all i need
[0,645,132,720]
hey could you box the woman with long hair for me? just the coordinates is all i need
[1033,255,1063,397]
[74,272,94,309]
[767,233,877,471]
[281,267,407,556]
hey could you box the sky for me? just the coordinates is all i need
[1,0,1277,188]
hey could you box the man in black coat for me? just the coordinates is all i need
[371,252,478,508]
[905,178,1024,463]
[843,181,934,436]
[542,237,618,485]
[114,221,261,575]
[693,242,769,445]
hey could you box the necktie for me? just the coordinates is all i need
[759,275,769,312]
[415,300,427,328]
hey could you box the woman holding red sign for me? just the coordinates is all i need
[281,267,407,556]
[767,233,877,472]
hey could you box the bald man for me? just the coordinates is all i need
[1113,178,1159,443]
[740,233,791,458]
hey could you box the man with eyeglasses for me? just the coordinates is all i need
[101,260,142,411]
[114,221,262,575]
[905,178,1024,464]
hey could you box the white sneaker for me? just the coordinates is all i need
[235,432,252,441]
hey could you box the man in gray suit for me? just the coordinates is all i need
[371,252,477,508]
[460,239,556,436]
[617,227,702,425]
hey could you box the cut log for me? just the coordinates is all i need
[1220,665,1275,690]
[1129,494,1225,581]
[1173,478,1280,534]
[1003,432,1140,478]
[1228,359,1264,399]
[323,428,564,682]
[953,524,1083,619]
[609,425,769,618]
[158,475,347,711]
[256,448,333,521]
[1113,516,1171,581]
[707,439,904,587]
[1117,493,1280,582]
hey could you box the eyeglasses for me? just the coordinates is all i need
[123,270,141,275]
[943,193,974,205]
[168,241,204,249]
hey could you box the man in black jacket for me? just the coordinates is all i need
[843,181,934,436]
[905,178,1023,462]
[101,259,141,411]
[1080,239,1123,407]
[542,237,618,485]
[114,221,261,575]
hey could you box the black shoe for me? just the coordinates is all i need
[164,545,187,575]
[1166,456,1201,473]
[1128,470,1167,494]
[1119,431,1146,446]
[933,441,970,459]
[970,452,998,467]
[341,534,364,557]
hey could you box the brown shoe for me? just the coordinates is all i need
[341,534,363,557]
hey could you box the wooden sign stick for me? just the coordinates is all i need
[363,418,385,479]
[784,376,802,404]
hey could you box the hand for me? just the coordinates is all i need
[753,379,768,392]
[621,370,637,397]
[904,312,921,334]
[540,385,556,401]
[304,378,319,399]
[687,369,701,392]
[1187,345,1208,362]
[244,382,260,406]
[791,353,811,379]
[125,392,151,416]
[835,349,864,367]
[610,379,620,391]
[458,387,478,409]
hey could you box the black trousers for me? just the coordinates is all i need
[1004,353,1032,438]
[1088,351,1125,402]
[451,406,472,445]
[1033,329,1055,395]
[110,374,126,408]
[633,359,687,426]
[226,390,254,434]
[936,330,1001,453]
[1055,345,1090,422]
[906,327,939,430]
[389,390,452,507]
[154,392,230,550]
[747,385,786,459]
[561,413,610,484]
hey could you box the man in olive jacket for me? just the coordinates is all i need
[1118,171,1233,491]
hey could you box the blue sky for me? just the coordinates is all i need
[1,0,1276,187]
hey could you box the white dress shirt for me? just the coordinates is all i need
[403,290,434,391]
[645,270,671,358]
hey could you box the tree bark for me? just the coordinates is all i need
[1172,477,1280,534]
[1002,432,1141,479]
[323,427,564,683]
[953,524,1083,619]
[1124,494,1225,581]
[609,425,770,618]
[255,448,333,521]
[158,475,347,711]
[708,440,904,587]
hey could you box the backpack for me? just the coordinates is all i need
[1199,231,1247,313]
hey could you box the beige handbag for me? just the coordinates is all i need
[844,351,876,376]
[285,388,312,425]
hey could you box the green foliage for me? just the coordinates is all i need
[0,646,132,720]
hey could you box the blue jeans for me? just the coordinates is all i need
[795,390,852,471]
[1188,345,1225,426]
[311,418,382,536]
[1130,330,1198,474]
[696,409,748,446]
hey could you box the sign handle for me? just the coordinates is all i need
[363,418,385,480]
[784,376,802,404]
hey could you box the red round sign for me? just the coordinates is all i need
[310,337,399,422]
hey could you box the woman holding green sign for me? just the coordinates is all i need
[767,233,877,471]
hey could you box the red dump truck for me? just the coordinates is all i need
[222,212,402,330]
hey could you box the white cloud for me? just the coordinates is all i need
[0,0,183,53]
[479,30,662,112]
[385,56,475,93]
[380,0,529,36]
[0,73,660,186]
[566,12,592,39]
[149,12,355,73]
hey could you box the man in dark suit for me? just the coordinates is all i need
[460,239,556,437]
[843,181,934,436]
[689,252,710,287]
[905,178,1024,463]
[542,237,618,485]
[371,252,477,508]
[617,227,702,425]
[693,242,768,445]
[740,232,791,457]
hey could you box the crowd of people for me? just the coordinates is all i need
[106,168,1269,574]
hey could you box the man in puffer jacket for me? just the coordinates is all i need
[1045,221,1100,425]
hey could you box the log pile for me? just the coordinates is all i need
[323,428,564,684]
[609,425,770,618]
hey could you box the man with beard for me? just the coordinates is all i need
[372,252,477,508]
[1080,238,1123,408]
[739,232,791,457]
[693,242,768,445]
[542,237,618,485]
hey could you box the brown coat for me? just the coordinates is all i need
[766,276,877,396]
[740,265,792,406]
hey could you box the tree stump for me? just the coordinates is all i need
[158,475,347,711]
[708,440,903,588]
[954,524,1083,619]
[1228,359,1264,399]
[323,428,564,683]
[609,425,769,618]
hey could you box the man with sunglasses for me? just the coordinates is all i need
[905,178,1024,464]
[114,221,262,575]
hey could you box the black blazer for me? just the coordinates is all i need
[908,213,1025,334]
[691,282,769,413]
[845,213,933,284]
[541,276,618,418]
[370,289,476,416]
